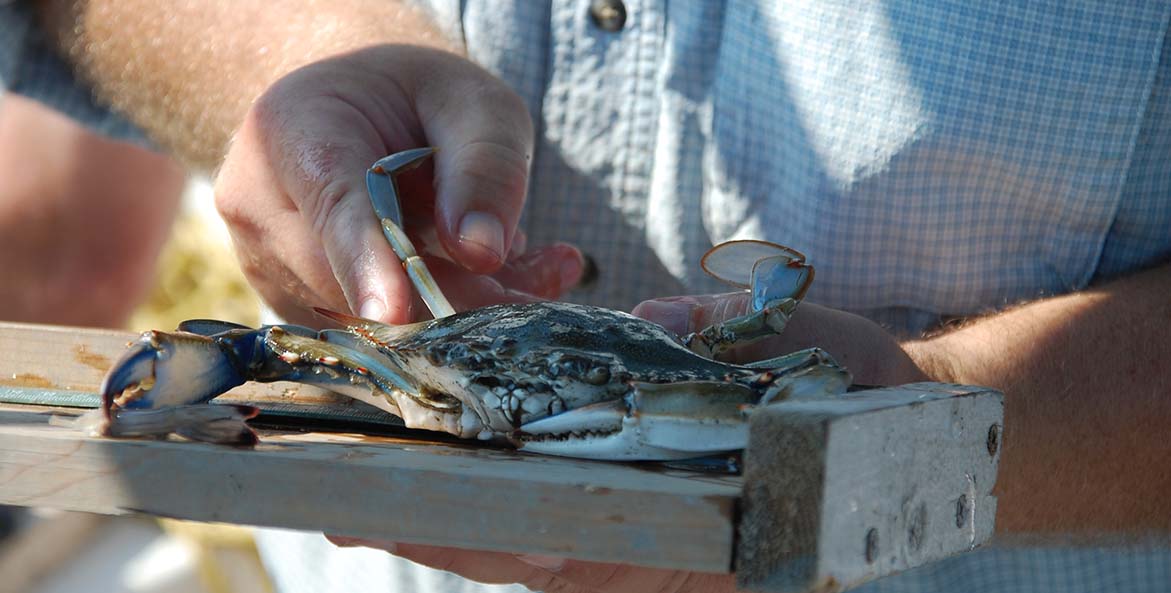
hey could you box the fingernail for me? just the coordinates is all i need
[517,554,565,572]
[559,255,584,289]
[507,232,528,260]
[631,299,693,336]
[458,211,506,263]
[359,298,385,321]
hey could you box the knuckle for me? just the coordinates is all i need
[302,176,352,239]
[289,138,364,192]
[245,84,294,145]
[445,139,531,203]
[212,181,250,226]
[429,75,534,152]
[469,80,533,132]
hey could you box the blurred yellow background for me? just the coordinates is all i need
[126,180,261,332]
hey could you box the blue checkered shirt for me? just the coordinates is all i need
[5,1,1171,591]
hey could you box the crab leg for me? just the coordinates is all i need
[367,148,456,319]
[516,349,850,460]
[742,347,852,404]
[683,297,802,358]
[685,243,815,358]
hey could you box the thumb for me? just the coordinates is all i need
[631,292,752,337]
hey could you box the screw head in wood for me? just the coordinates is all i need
[987,424,1000,456]
[864,528,879,563]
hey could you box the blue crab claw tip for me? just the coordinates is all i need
[368,147,436,176]
[751,256,814,310]
[366,148,437,225]
[99,331,248,415]
[99,341,158,413]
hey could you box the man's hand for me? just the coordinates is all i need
[327,538,736,593]
[215,46,582,325]
[634,274,1171,536]
[632,292,928,386]
[39,1,583,326]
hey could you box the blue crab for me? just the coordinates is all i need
[94,149,850,460]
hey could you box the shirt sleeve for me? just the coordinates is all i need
[0,0,150,146]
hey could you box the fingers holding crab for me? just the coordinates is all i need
[366,150,584,315]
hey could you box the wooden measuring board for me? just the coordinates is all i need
[0,321,1002,591]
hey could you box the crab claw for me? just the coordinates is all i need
[94,329,267,445]
[100,330,260,415]
[514,348,849,460]
[700,240,813,311]
[748,251,813,311]
[685,241,817,358]
[516,381,756,460]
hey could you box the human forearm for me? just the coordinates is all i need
[906,264,1171,537]
[37,0,456,170]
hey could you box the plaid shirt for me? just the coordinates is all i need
[442,0,1171,337]
[5,1,1170,591]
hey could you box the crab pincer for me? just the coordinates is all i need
[366,147,455,319]
[684,241,816,358]
[94,324,263,445]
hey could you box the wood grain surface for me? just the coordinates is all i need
[0,322,741,572]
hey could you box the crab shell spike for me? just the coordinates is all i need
[312,307,422,346]
[700,240,807,289]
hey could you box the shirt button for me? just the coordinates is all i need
[589,0,627,32]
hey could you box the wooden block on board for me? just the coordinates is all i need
[735,383,1003,592]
